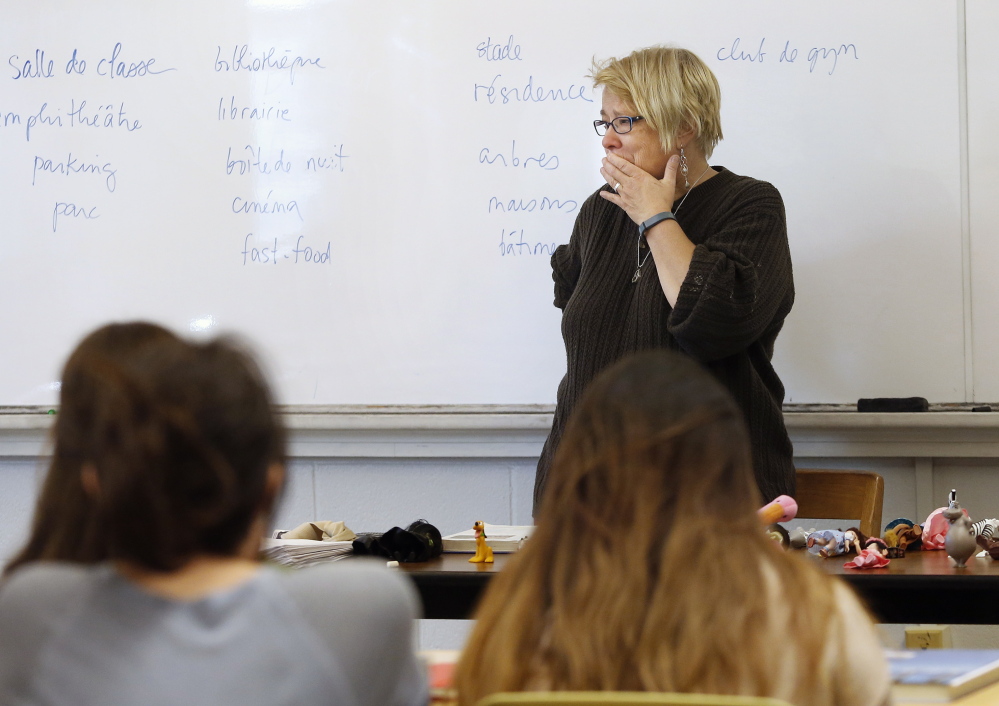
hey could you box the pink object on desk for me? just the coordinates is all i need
[758,494,798,525]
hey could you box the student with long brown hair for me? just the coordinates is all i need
[456,351,889,706]
[3,322,179,576]
[0,327,426,706]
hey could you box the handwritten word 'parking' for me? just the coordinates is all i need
[499,228,557,257]
[488,195,577,214]
[215,46,324,85]
[479,141,559,170]
[716,38,858,75]
[232,191,304,221]
[474,74,592,104]
[242,233,331,265]
[33,152,117,192]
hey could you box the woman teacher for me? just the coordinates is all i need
[533,45,795,516]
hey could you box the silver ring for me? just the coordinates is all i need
[614,182,621,191]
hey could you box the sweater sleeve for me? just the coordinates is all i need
[667,180,793,361]
[551,190,602,310]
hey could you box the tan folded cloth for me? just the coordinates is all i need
[280,521,357,542]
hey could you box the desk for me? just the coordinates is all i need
[401,551,999,623]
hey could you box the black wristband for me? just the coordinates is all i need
[638,211,676,237]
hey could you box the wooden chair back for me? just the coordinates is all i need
[794,469,885,537]
[477,693,792,706]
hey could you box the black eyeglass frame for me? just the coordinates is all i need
[593,115,644,136]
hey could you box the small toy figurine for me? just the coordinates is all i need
[788,527,815,550]
[468,520,494,564]
[765,524,791,549]
[883,519,923,558]
[843,527,864,555]
[944,489,977,568]
[807,529,847,557]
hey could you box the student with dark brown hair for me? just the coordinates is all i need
[457,350,889,706]
[0,326,426,706]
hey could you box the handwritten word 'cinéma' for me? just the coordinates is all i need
[488,195,577,214]
[3,100,142,142]
[474,74,592,104]
[33,152,117,192]
[8,44,175,80]
[215,46,324,85]
[232,191,304,221]
[716,38,858,75]
[477,35,522,61]
[242,233,331,265]
[499,228,557,257]
[479,141,558,170]
[217,96,291,122]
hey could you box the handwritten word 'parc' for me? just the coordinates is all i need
[479,141,559,170]
[33,152,117,192]
[477,35,522,61]
[232,191,304,221]
[716,38,858,75]
[52,201,99,232]
[215,46,324,85]
[474,74,592,104]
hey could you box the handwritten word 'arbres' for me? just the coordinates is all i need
[232,191,304,221]
[33,152,117,192]
[488,196,577,214]
[8,100,141,142]
[215,46,324,85]
[474,74,592,104]
[479,141,558,170]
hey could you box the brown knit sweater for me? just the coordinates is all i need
[533,167,795,516]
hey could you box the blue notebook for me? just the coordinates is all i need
[888,649,999,702]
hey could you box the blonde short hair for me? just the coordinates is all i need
[591,46,723,157]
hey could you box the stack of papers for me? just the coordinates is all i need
[261,538,354,568]
[442,524,534,553]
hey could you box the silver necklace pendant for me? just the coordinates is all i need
[631,268,642,283]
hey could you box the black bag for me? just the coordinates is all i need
[352,519,443,563]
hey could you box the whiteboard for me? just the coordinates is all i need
[0,0,972,405]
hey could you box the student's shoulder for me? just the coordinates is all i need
[1,562,96,611]
[269,560,420,620]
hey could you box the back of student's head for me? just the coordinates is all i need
[457,350,842,704]
[84,336,286,571]
[538,349,760,538]
[4,322,180,576]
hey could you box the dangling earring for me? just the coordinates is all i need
[679,145,690,189]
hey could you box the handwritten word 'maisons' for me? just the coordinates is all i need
[242,233,331,265]
[716,38,858,75]
[479,141,559,170]
[474,74,591,104]
[477,35,521,61]
[33,152,117,192]
[215,46,324,85]
[488,195,577,214]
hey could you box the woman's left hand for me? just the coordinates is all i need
[599,153,680,225]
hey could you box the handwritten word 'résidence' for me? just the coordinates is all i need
[215,46,324,85]
[474,74,592,104]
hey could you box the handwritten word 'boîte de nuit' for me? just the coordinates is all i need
[8,44,176,80]
[242,234,331,265]
[1,100,141,142]
[225,145,349,175]
[474,74,592,104]
[716,38,858,75]
[214,46,324,86]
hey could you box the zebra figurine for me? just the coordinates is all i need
[972,518,999,540]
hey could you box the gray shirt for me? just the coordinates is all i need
[0,561,427,706]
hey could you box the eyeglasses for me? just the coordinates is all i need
[593,115,644,136]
